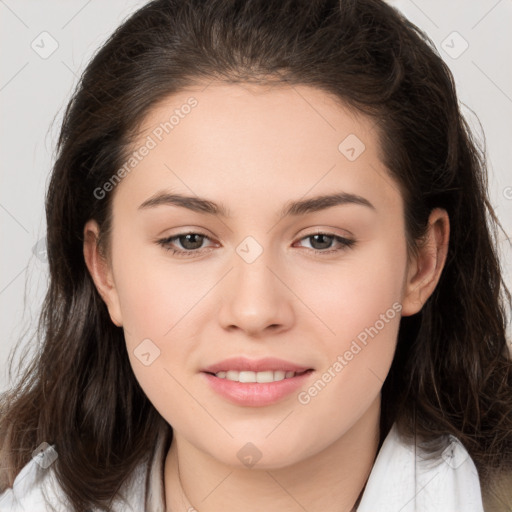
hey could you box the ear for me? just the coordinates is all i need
[83,219,123,327]
[401,208,450,317]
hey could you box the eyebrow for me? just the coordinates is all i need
[138,190,376,218]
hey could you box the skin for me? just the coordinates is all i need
[83,82,449,512]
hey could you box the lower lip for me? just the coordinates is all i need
[201,370,314,407]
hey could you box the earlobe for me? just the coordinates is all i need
[83,220,123,327]
[401,208,450,317]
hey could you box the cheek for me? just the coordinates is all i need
[292,274,402,460]
[112,240,200,340]
[303,234,407,342]
[112,249,202,425]
[293,236,406,409]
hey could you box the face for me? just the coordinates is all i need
[84,82,447,469]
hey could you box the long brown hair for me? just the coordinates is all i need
[1,0,511,510]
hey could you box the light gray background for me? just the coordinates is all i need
[1,0,511,393]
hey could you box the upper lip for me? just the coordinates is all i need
[202,357,313,374]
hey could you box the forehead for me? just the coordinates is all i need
[114,82,402,217]
[137,81,373,158]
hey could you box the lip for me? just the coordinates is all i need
[201,369,314,407]
[200,357,315,407]
[201,356,313,374]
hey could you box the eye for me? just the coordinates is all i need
[294,232,355,255]
[157,231,216,257]
[157,230,355,258]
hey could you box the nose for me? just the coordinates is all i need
[217,247,295,337]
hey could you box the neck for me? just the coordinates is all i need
[164,397,381,512]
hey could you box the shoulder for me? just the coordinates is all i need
[0,444,149,512]
[0,444,68,511]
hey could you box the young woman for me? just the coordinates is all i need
[1,0,511,511]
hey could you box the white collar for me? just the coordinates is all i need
[356,423,485,511]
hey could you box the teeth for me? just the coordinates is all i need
[215,370,299,382]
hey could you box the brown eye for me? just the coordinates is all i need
[157,232,215,257]
[174,233,206,250]
[295,233,355,254]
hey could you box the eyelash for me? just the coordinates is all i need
[157,231,356,258]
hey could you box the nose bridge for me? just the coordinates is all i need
[233,235,281,306]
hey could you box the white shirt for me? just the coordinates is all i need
[0,423,485,511]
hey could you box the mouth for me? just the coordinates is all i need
[201,358,315,407]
